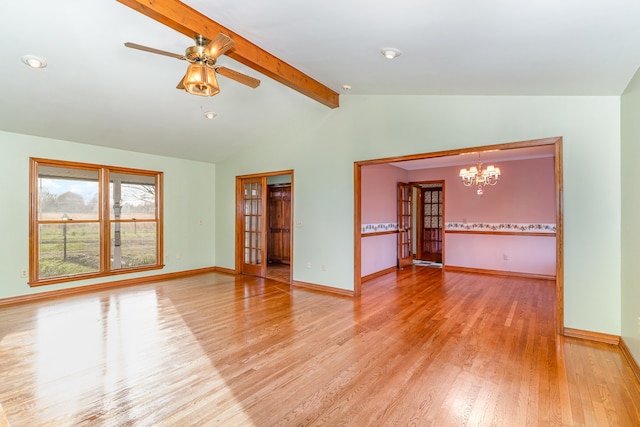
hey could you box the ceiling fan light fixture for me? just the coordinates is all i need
[381,48,402,60]
[183,61,220,97]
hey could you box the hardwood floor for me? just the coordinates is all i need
[266,262,291,284]
[1,268,639,426]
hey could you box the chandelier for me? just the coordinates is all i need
[459,154,501,196]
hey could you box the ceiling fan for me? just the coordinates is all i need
[125,33,260,97]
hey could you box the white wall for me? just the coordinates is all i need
[0,131,216,299]
[621,67,640,365]
[216,95,621,335]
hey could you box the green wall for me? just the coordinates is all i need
[621,69,640,365]
[0,92,628,347]
[216,95,621,336]
[0,130,216,299]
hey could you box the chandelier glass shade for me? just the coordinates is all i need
[459,155,501,191]
[183,61,220,97]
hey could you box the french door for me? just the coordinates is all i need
[417,184,443,263]
[397,182,413,268]
[236,171,294,278]
[238,177,267,277]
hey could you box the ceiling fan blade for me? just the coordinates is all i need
[204,33,235,59]
[216,66,261,88]
[124,42,186,60]
[176,75,186,90]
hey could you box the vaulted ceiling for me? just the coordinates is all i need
[2,0,640,163]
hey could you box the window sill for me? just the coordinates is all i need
[29,264,164,287]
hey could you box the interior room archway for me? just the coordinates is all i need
[354,137,563,333]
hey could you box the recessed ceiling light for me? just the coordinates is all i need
[21,55,47,69]
[203,111,217,120]
[380,48,402,60]
[342,84,352,92]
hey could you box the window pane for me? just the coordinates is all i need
[32,159,163,285]
[38,166,99,220]
[110,222,157,269]
[38,223,100,278]
[110,173,156,220]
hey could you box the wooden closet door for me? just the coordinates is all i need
[267,185,291,264]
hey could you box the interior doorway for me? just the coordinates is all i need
[236,171,293,284]
[266,182,292,283]
[354,137,564,334]
[415,182,444,264]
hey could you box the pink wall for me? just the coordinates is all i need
[361,164,407,276]
[361,164,407,223]
[445,234,556,276]
[408,157,556,223]
[361,156,557,277]
[411,156,556,276]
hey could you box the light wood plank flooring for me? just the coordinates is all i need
[266,262,291,284]
[1,268,639,426]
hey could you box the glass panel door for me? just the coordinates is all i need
[420,186,443,263]
[397,182,413,268]
[241,177,266,277]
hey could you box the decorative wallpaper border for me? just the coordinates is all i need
[362,222,556,234]
[362,223,398,234]
[445,222,556,233]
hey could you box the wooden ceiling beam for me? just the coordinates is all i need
[116,0,339,108]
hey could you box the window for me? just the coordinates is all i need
[30,158,163,286]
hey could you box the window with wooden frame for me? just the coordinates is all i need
[29,158,163,286]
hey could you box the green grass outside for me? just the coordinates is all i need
[39,222,157,278]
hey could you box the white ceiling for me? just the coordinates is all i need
[1,0,640,164]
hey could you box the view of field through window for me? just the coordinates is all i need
[36,164,158,280]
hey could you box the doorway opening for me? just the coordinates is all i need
[397,181,444,270]
[354,136,563,334]
[414,182,444,267]
[236,170,293,284]
[266,182,292,283]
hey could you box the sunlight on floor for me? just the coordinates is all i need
[0,290,255,425]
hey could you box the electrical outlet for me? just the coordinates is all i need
[20,270,27,278]
[503,253,509,261]
[306,261,311,269]
[321,264,326,271]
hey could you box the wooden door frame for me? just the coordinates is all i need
[354,137,564,335]
[413,181,445,264]
[236,170,294,282]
